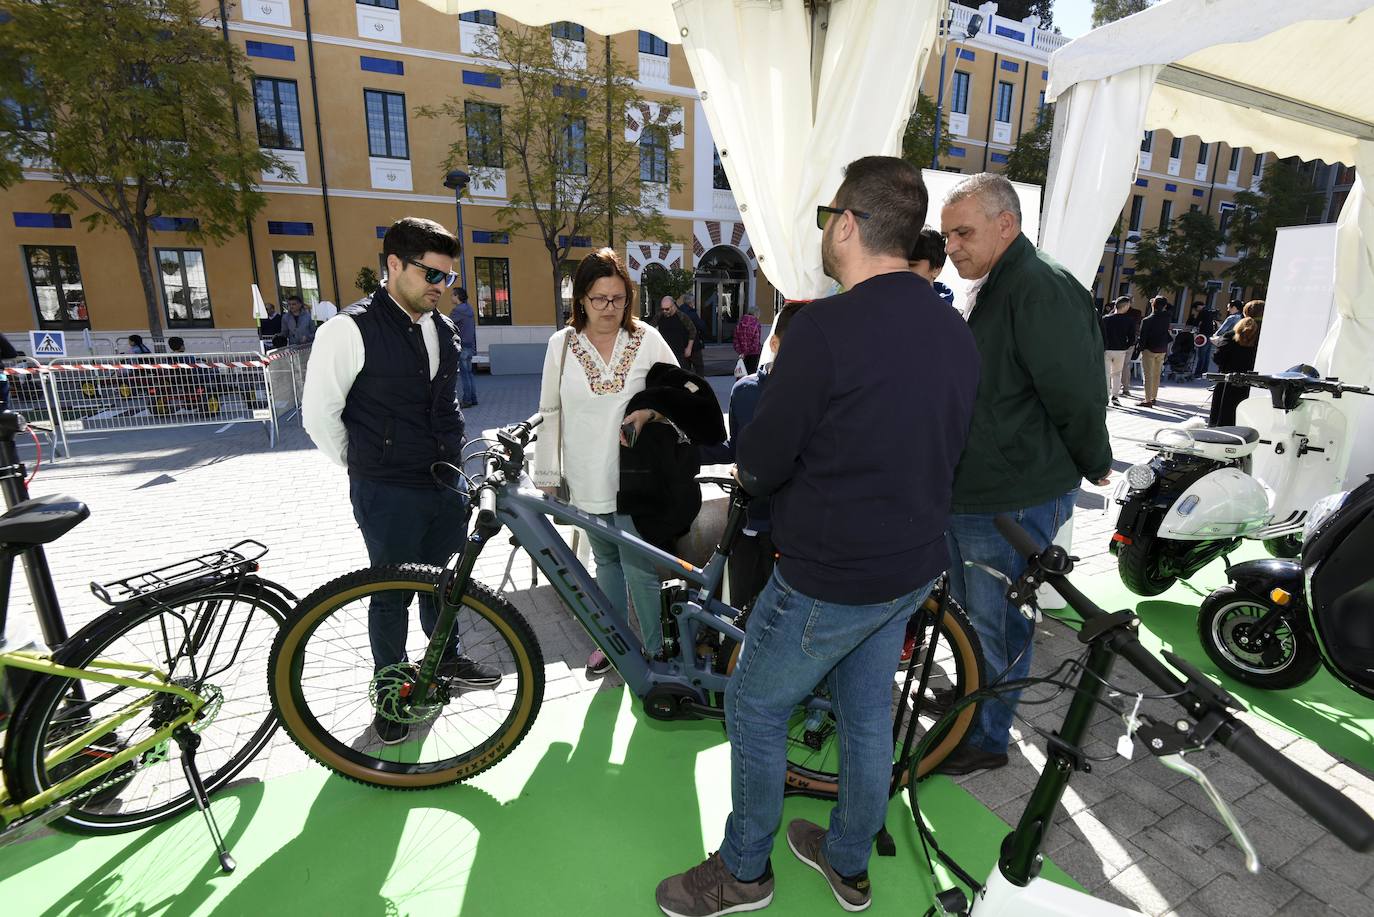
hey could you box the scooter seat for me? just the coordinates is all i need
[1193,426,1259,445]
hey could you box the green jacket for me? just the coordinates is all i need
[952,233,1112,513]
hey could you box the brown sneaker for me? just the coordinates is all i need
[786,820,872,912]
[656,852,774,917]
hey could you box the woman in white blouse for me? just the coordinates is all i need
[534,249,678,674]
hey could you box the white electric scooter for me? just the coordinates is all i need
[1108,368,1370,596]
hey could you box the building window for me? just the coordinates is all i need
[1159,199,1173,229]
[639,127,668,184]
[952,72,970,115]
[465,101,503,168]
[459,10,496,24]
[23,245,87,329]
[560,117,587,175]
[1037,90,1047,117]
[274,251,320,307]
[364,89,408,159]
[1197,142,1210,165]
[712,146,730,191]
[1229,147,1241,171]
[253,77,303,151]
[551,21,585,42]
[473,257,512,325]
[2,64,45,131]
[1169,136,1182,159]
[995,81,1014,123]
[559,259,579,320]
[1128,194,1144,233]
[1252,153,1264,176]
[639,31,668,56]
[1218,203,1235,238]
[357,0,398,8]
[156,248,213,327]
[1141,130,1153,152]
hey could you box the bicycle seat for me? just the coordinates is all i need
[1192,426,1259,445]
[0,495,90,547]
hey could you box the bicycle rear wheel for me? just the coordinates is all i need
[4,582,287,834]
[269,565,544,790]
[777,590,985,797]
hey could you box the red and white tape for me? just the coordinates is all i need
[2,351,293,377]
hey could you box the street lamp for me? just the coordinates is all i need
[931,10,983,170]
[443,169,471,290]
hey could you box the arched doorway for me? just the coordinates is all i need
[694,246,749,343]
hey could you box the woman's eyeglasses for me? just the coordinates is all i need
[586,295,628,311]
[406,259,459,288]
[816,205,871,231]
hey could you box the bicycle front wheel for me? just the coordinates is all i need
[269,565,544,790]
[4,582,288,834]
[780,590,985,797]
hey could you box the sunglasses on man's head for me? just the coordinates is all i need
[406,258,459,288]
[816,205,871,231]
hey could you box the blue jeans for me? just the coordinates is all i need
[587,514,664,654]
[458,350,477,404]
[720,569,935,880]
[350,476,470,671]
[946,489,1078,755]
[1193,341,1213,378]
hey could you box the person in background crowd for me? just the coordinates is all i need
[259,302,283,341]
[302,216,498,747]
[908,225,955,306]
[1210,299,1265,426]
[1101,296,1136,406]
[678,292,708,375]
[167,337,186,354]
[658,156,980,916]
[0,333,17,408]
[1191,301,1219,379]
[450,286,478,408]
[732,307,763,375]
[533,249,679,676]
[127,334,152,355]
[1212,299,1243,346]
[1138,295,1173,408]
[1121,299,1144,398]
[282,296,316,346]
[654,295,697,369]
[700,301,805,612]
[936,171,1111,777]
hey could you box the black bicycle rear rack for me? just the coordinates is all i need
[89,539,269,606]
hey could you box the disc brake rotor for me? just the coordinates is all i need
[369,663,447,726]
[1220,613,1292,670]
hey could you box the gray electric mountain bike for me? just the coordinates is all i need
[270,414,985,801]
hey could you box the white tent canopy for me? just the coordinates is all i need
[419,0,942,299]
[1040,0,1374,398]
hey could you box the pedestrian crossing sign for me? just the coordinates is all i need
[30,330,66,357]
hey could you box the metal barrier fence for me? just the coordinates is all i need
[265,345,310,429]
[1,356,64,457]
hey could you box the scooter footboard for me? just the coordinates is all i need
[972,867,1144,916]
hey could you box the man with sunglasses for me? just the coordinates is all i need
[303,216,499,747]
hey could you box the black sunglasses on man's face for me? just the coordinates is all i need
[406,258,458,288]
[816,205,871,232]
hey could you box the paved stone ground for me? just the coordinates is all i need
[7,365,1374,916]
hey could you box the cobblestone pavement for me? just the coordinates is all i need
[8,370,1374,916]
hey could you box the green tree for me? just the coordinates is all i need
[640,264,695,315]
[1225,157,1320,293]
[1092,0,1155,27]
[995,0,1055,28]
[900,92,951,173]
[0,0,284,341]
[1129,209,1225,304]
[355,267,380,297]
[1004,110,1053,187]
[420,25,680,325]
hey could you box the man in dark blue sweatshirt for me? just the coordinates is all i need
[657,157,980,916]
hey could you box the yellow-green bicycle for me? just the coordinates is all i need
[0,412,292,872]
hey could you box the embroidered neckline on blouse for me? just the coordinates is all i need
[569,326,644,395]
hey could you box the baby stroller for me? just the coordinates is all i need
[1164,328,1197,381]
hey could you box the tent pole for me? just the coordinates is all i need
[808,0,831,121]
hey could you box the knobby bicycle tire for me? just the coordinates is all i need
[4,581,289,834]
[270,565,544,790]
[778,593,985,798]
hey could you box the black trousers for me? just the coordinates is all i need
[728,530,776,613]
[1209,380,1252,427]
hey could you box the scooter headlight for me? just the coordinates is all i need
[1125,463,1157,492]
[1304,491,1349,544]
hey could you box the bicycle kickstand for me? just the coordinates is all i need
[174,727,237,874]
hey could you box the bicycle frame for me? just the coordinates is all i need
[0,649,205,822]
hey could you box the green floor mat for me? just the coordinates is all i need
[0,686,1079,915]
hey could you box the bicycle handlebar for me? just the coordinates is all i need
[1203,371,1372,397]
[994,514,1374,852]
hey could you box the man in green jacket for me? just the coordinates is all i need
[936,173,1113,775]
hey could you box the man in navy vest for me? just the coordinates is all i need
[303,217,499,746]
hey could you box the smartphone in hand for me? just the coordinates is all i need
[620,419,639,448]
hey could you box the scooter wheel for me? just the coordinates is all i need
[1197,587,1320,689]
[1117,532,1177,596]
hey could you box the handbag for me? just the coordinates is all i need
[555,331,572,502]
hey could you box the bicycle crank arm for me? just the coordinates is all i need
[1159,752,1259,873]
